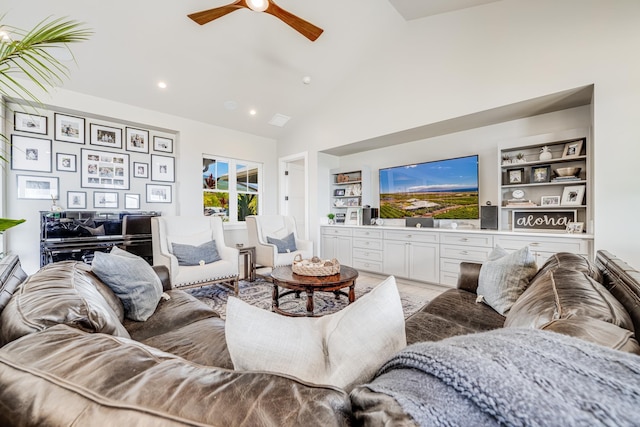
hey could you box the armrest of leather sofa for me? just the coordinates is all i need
[456,262,482,294]
[152,265,171,292]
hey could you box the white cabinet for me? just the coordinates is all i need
[352,228,383,273]
[439,232,494,287]
[494,234,591,266]
[321,227,352,266]
[383,230,439,283]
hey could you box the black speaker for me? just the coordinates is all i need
[405,217,434,228]
[481,205,498,230]
[362,208,379,225]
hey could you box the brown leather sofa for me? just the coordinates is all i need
[0,250,639,426]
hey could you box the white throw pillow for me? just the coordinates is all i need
[477,245,538,315]
[225,276,406,391]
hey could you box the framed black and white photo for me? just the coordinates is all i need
[17,175,59,200]
[93,191,119,209]
[566,221,584,234]
[531,165,551,183]
[90,123,122,149]
[151,154,175,182]
[14,112,47,134]
[56,153,77,172]
[561,185,586,206]
[133,162,149,178]
[67,191,87,209]
[81,148,130,189]
[153,136,173,153]
[562,139,584,158]
[540,195,560,206]
[146,184,172,203]
[334,188,345,196]
[124,193,140,210]
[506,167,524,185]
[54,113,85,144]
[11,135,52,172]
[126,127,149,153]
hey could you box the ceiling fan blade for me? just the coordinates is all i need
[188,1,249,25]
[263,1,324,41]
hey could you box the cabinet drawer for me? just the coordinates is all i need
[353,228,383,239]
[494,235,589,254]
[352,258,383,273]
[384,230,439,243]
[440,257,469,274]
[321,227,353,237]
[440,233,494,248]
[353,247,383,262]
[352,238,383,251]
[439,271,459,288]
[440,244,493,263]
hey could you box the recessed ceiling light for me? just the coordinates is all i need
[302,76,311,85]
[249,109,257,116]
[157,81,167,89]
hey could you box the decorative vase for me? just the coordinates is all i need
[539,146,553,161]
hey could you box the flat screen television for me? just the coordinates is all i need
[379,155,479,219]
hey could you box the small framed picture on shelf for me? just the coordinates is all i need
[540,195,560,206]
[345,207,361,225]
[566,221,584,234]
[346,197,360,206]
[14,111,47,134]
[531,165,551,183]
[562,139,584,158]
[506,168,524,184]
[561,185,586,206]
[334,188,345,197]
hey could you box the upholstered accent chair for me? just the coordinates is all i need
[151,216,239,293]
[246,215,313,269]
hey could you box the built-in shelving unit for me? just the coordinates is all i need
[499,137,590,232]
[329,166,371,223]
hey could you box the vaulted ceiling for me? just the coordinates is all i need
[4,0,502,139]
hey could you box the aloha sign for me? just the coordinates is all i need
[512,210,577,232]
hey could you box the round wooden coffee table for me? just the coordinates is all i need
[270,265,359,317]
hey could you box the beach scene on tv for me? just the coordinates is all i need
[379,155,479,219]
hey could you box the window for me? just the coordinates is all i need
[203,155,261,222]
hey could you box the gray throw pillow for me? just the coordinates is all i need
[477,245,538,315]
[92,246,163,321]
[171,240,221,266]
[267,233,297,253]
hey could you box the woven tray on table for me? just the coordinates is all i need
[292,254,340,276]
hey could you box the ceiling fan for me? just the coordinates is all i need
[188,0,324,41]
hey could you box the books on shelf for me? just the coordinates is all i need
[551,176,581,182]
[505,199,537,207]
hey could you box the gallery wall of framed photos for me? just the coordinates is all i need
[7,103,178,214]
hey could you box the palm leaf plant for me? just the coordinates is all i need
[0,15,91,235]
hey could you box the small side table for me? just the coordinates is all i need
[237,245,256,282]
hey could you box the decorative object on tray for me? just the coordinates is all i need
[539,146,553,161]
[292,254,340,276]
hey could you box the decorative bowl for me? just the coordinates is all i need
[555,167,581,177]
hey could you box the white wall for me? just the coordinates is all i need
[5,88,277,274]
[278,0,640,267]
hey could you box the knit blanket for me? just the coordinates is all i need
[365,328,640,426]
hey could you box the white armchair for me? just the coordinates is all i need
[246,215,313,269]
[151,216,239,294]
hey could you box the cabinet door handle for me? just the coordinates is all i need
[530,242,540,247]
[460,251,469,255]
[460,238,469,242]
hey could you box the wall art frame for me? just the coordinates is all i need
[560,185,586,206]
[67,191,87,209]
[124,193,140,210]
[531,164,551,183]
[562,139,584,158]
[54,113,85,144]
[506,167,525,184]
[133,162,149,178]
[146,184,172,203]
[81,148,130,189]
[56,153,77,172]
[126,127,149,153]
[153,136,173,153]
[14,111,47,134]
[93,191,119,209]
[512,209,577,233]
[90,123,122,149]
[17,174,59,200]
[11,135,52,172]
[150,154,175,182]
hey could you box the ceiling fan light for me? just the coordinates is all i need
[247,0,268,12]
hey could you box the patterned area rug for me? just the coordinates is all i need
[187,279,428,319]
